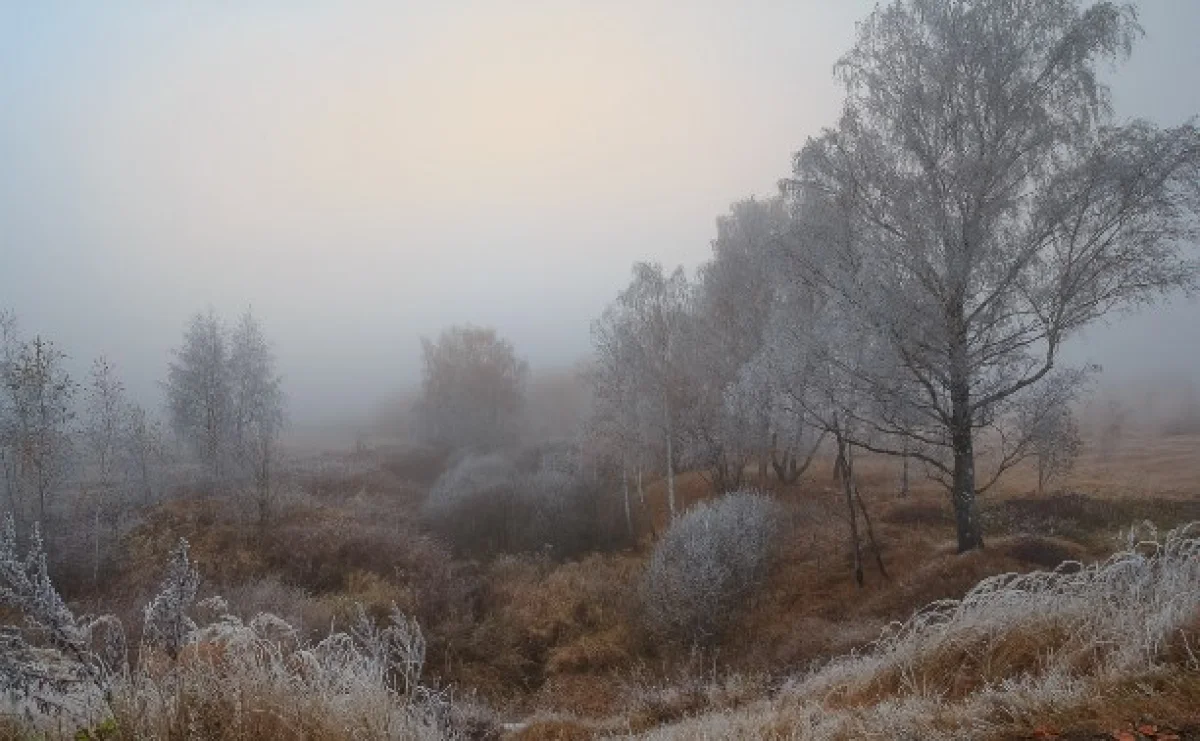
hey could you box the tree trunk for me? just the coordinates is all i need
[900,448,910,498]
[950,377,984,552]
[93,505,101,587]
[665,433,676,520]
[622,463,633,541]
[141,453,152,505]
[850,453,889,581]
[835,426,864,587]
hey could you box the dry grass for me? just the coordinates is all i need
[38,430,1197,738]
[508,717,598,741]
[625,523,1200,740]
[443,553,640,714]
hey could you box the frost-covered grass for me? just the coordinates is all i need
[0,518,476,740]
[622,523,1200,740]
[102,607,459,741]
[5,480,1199,740]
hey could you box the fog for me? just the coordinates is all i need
[1,0,1197,431]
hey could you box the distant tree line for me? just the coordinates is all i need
[585,0,1200,556]
[0,306,285,586]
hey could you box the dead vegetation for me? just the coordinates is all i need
[2,431,1194,739]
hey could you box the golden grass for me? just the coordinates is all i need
[77,430,1200,737]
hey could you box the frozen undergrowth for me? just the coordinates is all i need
[0,516,464,740]
[623,523,1200,740]
[2,518,1196,740]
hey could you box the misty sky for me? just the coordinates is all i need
[1,1,1198,426]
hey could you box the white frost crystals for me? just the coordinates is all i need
[0,516,452,739]
[141,539,200,661]
[639,491,781,646]
[636,523,1200,741]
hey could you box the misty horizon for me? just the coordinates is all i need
[2,1,1198,429]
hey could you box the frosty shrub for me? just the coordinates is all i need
[351,603,427,695]
[423,454,521,557]
[637,523,1200,741]
[141,539,199,660]
[423,452,603,558]
[0,517,469,739]
[517,466,603,558]
[639,491,781,646]
[0,516,114,715]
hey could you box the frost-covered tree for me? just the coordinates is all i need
[585,316,645,538]
[691,197,791,487]
[1018,371,1088,495]
[597,263,694,519]
[416,325,528,452]
[754,275,890,585]
[120,401,168,505]
[0,311,21,526]
[165,310,232,485]
[142,539,200,661]
[0,335,76,530]
[229,310,285,527]
[788,0,1200,551]
[83,356,125,482]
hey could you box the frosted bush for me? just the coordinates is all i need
[639,491,781,645]
[0,518,466,739]
[424,452,602,557]
[422,453,520,556]
[351,603,427,695]
[518,466,601,556]
[633,523,1200,741]
[141,539,199,660]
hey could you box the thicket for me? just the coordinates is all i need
[639,491,781,646]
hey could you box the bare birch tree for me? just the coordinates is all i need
[83,356,125,483]
[165,310,232,486]
[605,263,693,520]
[788,0,1200,551]
[229,310,285,528]
[0,336,76,531]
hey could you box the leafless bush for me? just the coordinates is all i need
[634,523,1200,741]
[423,454,521,557]
[0,517,114,717]
[0,517,471,740]
[639,491,781,646]
[423,453,607,558]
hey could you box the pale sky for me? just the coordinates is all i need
[1,1,1197,425]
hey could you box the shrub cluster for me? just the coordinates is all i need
[0,518,483,741]
[639,491,781,646]
[421,451,607,559]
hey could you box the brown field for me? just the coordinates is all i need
[57,430,1200,739]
